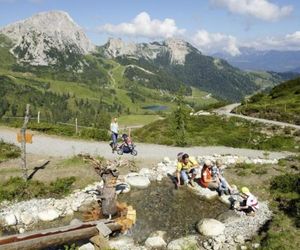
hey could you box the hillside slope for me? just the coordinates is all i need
[235,77,300,125]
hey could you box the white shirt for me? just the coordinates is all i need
[246,194,259,210]
[110,122,118,134]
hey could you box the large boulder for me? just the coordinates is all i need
[193,185,218,199]
[197,218,225,236]
[38,209,59,222]
[167,236,200,250]
[125,175,150,189]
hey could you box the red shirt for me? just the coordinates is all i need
[200,167,212,188]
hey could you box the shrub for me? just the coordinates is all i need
[0,140,21,162]
[0,176,76,202]
[271,173,300,193]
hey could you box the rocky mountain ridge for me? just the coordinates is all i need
[0,10,95,66]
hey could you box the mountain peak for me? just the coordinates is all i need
[0,10,95,66]
[103,37,193,65]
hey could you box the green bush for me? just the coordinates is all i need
[0,140,21,162]
[49,177,76,197]
[271,173,300,193]
[0,176,76,202]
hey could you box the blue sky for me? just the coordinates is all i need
[0,0,299,55]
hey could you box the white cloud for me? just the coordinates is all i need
[192,29,240,56]
[211,0,293,21]
[98,12,185,39]
[247,31,300,50]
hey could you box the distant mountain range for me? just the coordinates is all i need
[214,48,300,73]
[0,10,296,106]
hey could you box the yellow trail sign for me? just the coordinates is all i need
[17,132,33,144]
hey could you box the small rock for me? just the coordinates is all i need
[212,242,221,250]
[240,246,247,250]
[234,235,244,244]
[116,183,131,194]
[156,174,164,182]
[109,236,136,250]
[20,212,35,225]
[252,243,260,249]
[213,234,225,243]
[70,218,82,226]
[4,214,17,226]
[78,243,95,250]
[38,209,59,222]
[145,236,167,249]
[197,219,225,236]
[162,157,171,164]
[218,195,232,206]
[203,241,209,249]
[19,227,25,234]
[167,235,199,250]
[126,175,150,189]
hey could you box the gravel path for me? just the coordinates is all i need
[215,103,300,130]
[0,127,290,161]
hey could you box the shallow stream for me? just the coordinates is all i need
[119,180,228,243]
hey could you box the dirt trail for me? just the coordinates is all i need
[0,126,290,161]
[215,103,300,130]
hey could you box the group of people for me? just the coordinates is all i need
[176,152,259,216]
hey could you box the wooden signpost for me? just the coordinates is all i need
[18,104,31,180]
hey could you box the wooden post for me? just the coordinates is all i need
[75,118,78,134]
[37,111,40,124]
[21,104,30,180]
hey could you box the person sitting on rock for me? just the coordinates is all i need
[211,159,232,196]
[237,187,259,216]
[199,160,219,190]
[176,153,198,187]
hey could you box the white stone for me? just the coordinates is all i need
[20,212,35,225]
[162,157,171,164]
[145,236,167,249]
[252,243,260,249]
[19,228,25,234]
[240,246,247,250]
[218,195,232,206]
[38,209,59,221]
[167,235,199,250]
[125,175,150,189]
[4,214,17,226]
[156,174,164,182]
[109,236,136,250]
[115,182,131,194]
[197,219,225,236]
[234,235,244,244]
[78,243,95,250]
[193,185,218,199]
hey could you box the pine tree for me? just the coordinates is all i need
[171,86,189,146]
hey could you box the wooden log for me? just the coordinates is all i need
[0,220,122,250]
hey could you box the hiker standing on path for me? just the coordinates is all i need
[110,117,119,153]
[176,153,199,187]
